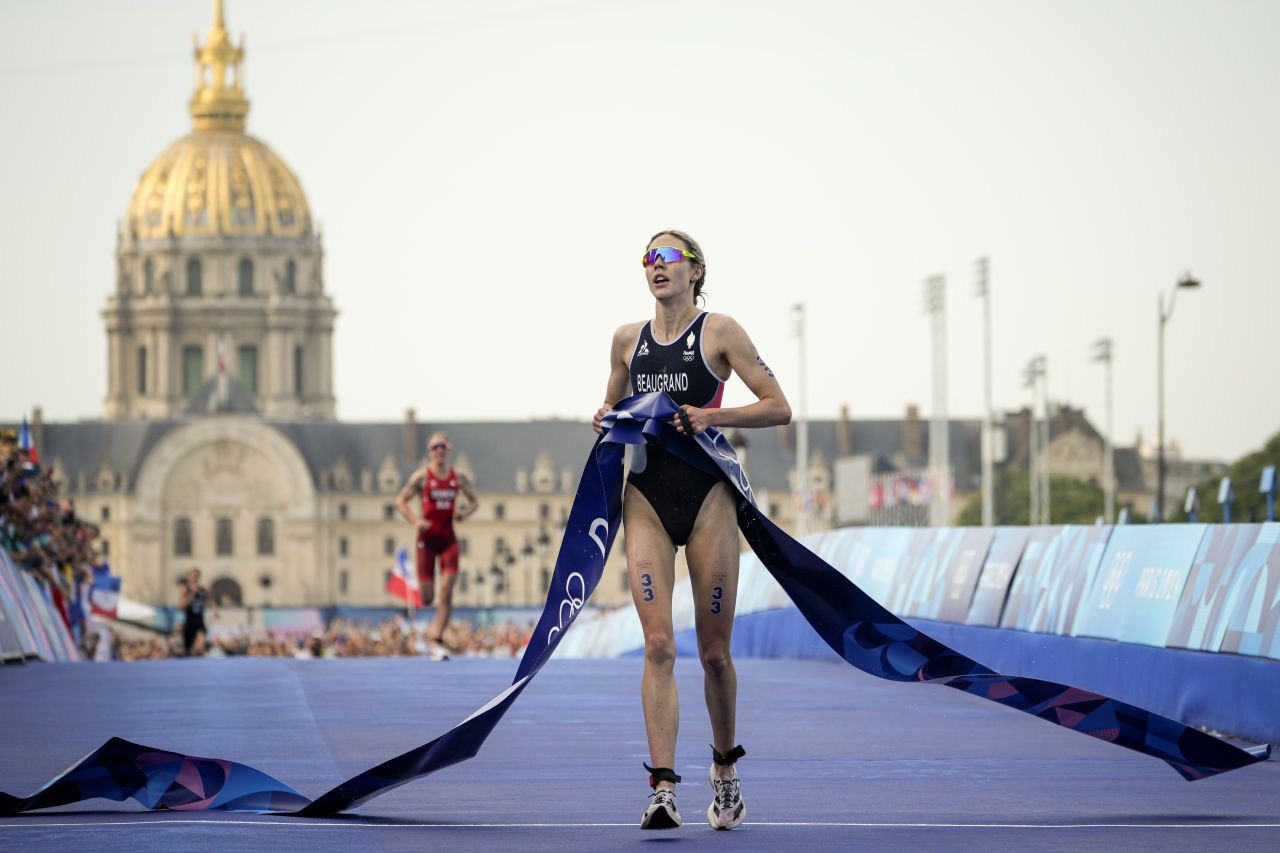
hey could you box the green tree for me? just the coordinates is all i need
[1169,430,1280,523]
[957,468,1117,526]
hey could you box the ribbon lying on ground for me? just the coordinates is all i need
[1,393,1269,816]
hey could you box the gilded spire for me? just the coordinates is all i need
[189,0,249,132]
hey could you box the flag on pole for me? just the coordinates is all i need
[90,564,122,620]
[385,547,421,608]
[18,415,40,465]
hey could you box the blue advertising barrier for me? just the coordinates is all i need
[1001,526,1111,635]
[1219,523,1280,659]
[668,607,1280,744]
[1167,524,1264,653]
[965,527,1028,626]
[604,521,1280,745]
[1072,524,1207,645]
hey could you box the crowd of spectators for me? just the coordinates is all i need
[1,430,100,575]
[1,429,100,651]
[111,615,535,662]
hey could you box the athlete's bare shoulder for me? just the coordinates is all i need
[613,320,646,343]
[702,312,748,351]
[611,320,646,358]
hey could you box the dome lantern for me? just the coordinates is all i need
[190,0,248,132]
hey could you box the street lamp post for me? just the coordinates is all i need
[1156,273,1201,522]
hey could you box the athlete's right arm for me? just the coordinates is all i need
[395,467,426,527]
[593,323,638,434]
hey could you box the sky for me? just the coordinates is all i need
[1,0,1277,462]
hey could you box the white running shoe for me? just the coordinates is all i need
[707,764,745,830]
[641,788,681,830]
[427,641,450,661]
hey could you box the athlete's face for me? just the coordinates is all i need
[427,440,450,464]
[645,235,702,303]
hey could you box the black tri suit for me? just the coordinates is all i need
[626,312,727,547]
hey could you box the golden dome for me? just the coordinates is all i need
[125,1,311,240]
[127,132,311,240]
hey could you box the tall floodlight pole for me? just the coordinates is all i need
[975,257,994,527]
[1023,356,1046,524]
[1156,273,1201,522]
[1092,337,1115,523]
[1039,358,1050,523]
[924,275,950,527]
[791,303,809,537]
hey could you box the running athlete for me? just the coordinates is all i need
[592,230,791,831]
[179,567,212,657]
[395,432,478,660]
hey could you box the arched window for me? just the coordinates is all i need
[211,577,242,607]
[238,257,254,296]
[283,258,297,295]
[186,257,202,296]
[216,517,233,556]
[256,517,274,556]
[144,258,155,294]
[174,517,192,556]
[383,536,395,556]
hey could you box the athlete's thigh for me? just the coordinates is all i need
[685,483,741,637]
[623,483,677,637]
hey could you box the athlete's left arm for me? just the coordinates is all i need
[455,473,480,521]
[676,315,791,434]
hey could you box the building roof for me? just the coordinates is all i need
[6,413,985,498]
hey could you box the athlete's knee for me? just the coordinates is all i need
[699,642,733,679]
[644,633,676,669]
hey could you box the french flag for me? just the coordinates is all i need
[90,564,122,620]
[18,415,40,465]
[385,546,422,608]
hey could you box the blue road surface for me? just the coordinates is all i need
[1,657,1277,851]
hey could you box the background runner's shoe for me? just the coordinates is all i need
[641,788,681,829]
[707,765,745,830]
[427,641,450,661]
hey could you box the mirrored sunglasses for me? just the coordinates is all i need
[642,246,698,267]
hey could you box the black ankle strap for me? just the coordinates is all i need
[711,744,746,766]
[643,763,682,788]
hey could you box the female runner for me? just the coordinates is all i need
[593,229,791,830]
